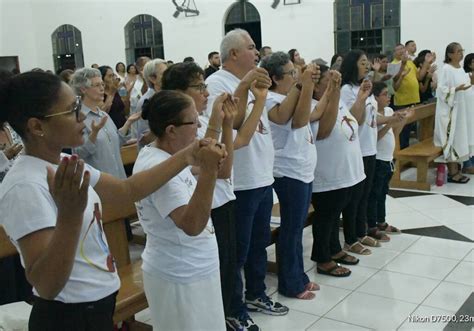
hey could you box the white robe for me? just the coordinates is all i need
[434,64,474,162]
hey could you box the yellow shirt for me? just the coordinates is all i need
[392,59,420,106]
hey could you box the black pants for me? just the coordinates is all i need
[342,155,375,241]
[311,182,363,263]
[341,180,365,245]
[211,200,237,318]
[0,255,32,305]
[367,160,394,225]
[29,292,117,331]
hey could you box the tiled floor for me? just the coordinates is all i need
[132,171,474,330]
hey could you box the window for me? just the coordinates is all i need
[224,1,262,50]
[334,0,400,55]
[51,24,84,74]
[124,14,164,64]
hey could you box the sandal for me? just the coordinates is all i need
[377,222,401,234]
[296,290,316,300]
[359,236,381,247]
[305,281,320,291]
[332,252,359,265]
[447,173,470,184]
[344,242,372,255]
[316,263,351,277]
[367,228,390,242]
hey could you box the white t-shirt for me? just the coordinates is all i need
[206,69,275,191]
[196,114,236,209]
[0,155,120,303]
[265,92,317,183]
[311,102,366,192]
[133,146,219,283]
[340,84,378,156]
[376,107,396,162]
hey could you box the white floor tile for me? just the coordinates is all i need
[383,252,459,280]
[398,305,457,330]
[385,210,441,230]
[272,285,351,317]
[446,222,474,241]
[422,281,473,311]
[419,207,474,226]
[307,317,372,331]
[264,273,279,296]
[135,308,151,323]
[445,261,474,287]
[309,264,379,291]
[357,248,401,269]
[356,270,440,304]
[397,195,466,212]
[376,233,421,252]
[463,249,474,262]
[325,292,417,330]
[249,309,320,331]
[303,255,316,273]
[405,236,474,260]
[386,196,415,214]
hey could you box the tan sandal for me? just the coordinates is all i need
[359,236,381,247]
[344,242,372,255]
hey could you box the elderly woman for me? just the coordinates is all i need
[133,90,226,330]
[0,71,222,329]
[434,42,474,183]
[70,68,140,179]
[260,52,321,299]
[98,65,127,128]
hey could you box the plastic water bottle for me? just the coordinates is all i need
[436,164,446,186]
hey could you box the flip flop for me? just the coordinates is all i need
[305,282,320,291]
[296,290,316,300]
[448,173,470,184]
[332,252,359,265]
[317,263,351,277]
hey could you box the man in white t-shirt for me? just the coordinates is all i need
[206,29,288,330]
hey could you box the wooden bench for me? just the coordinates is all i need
[390,102,442,191]
[121,143,138,167]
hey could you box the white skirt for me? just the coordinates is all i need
[143,270,226,331]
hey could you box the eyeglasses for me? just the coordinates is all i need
[282,70,297,79]
[43,96,82,121]
[172,119,200,127]
[188,83,208,94]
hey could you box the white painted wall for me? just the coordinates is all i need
[1,0,472,72]
[401,0,473,67]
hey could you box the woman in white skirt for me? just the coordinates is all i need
[133,90,227,331]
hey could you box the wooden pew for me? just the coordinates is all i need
[390,102,442,191]
[121,143,138,167]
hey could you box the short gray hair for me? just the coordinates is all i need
[70,68,101,97]
[143,58,167,88]
[220,28,250,63]
[260,51,290,89]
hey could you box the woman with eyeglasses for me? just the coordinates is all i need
[340,50,389,255]
[133,90,227,330]
[161,61,268,320]
[259,52,321,299]
[434,42,473,183]
[70,68,141,179]
[309,65,365,277]
[0,71,224,330]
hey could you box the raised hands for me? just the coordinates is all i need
[91,116,108,134]
[301,64,321,86]
[3,143,23,160]
[358,79,373,101]
[328,70,342,90]
[222,95,238,128]
[242,67,272,90]
[455,83,472,92]
[46,155,90,219]
[126,111,142,124]
[250,80,269,101]
[197,139,227,173]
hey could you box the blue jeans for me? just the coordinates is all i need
[463,156,474,169]
[231,185,273,317]
[273,177,312,297]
